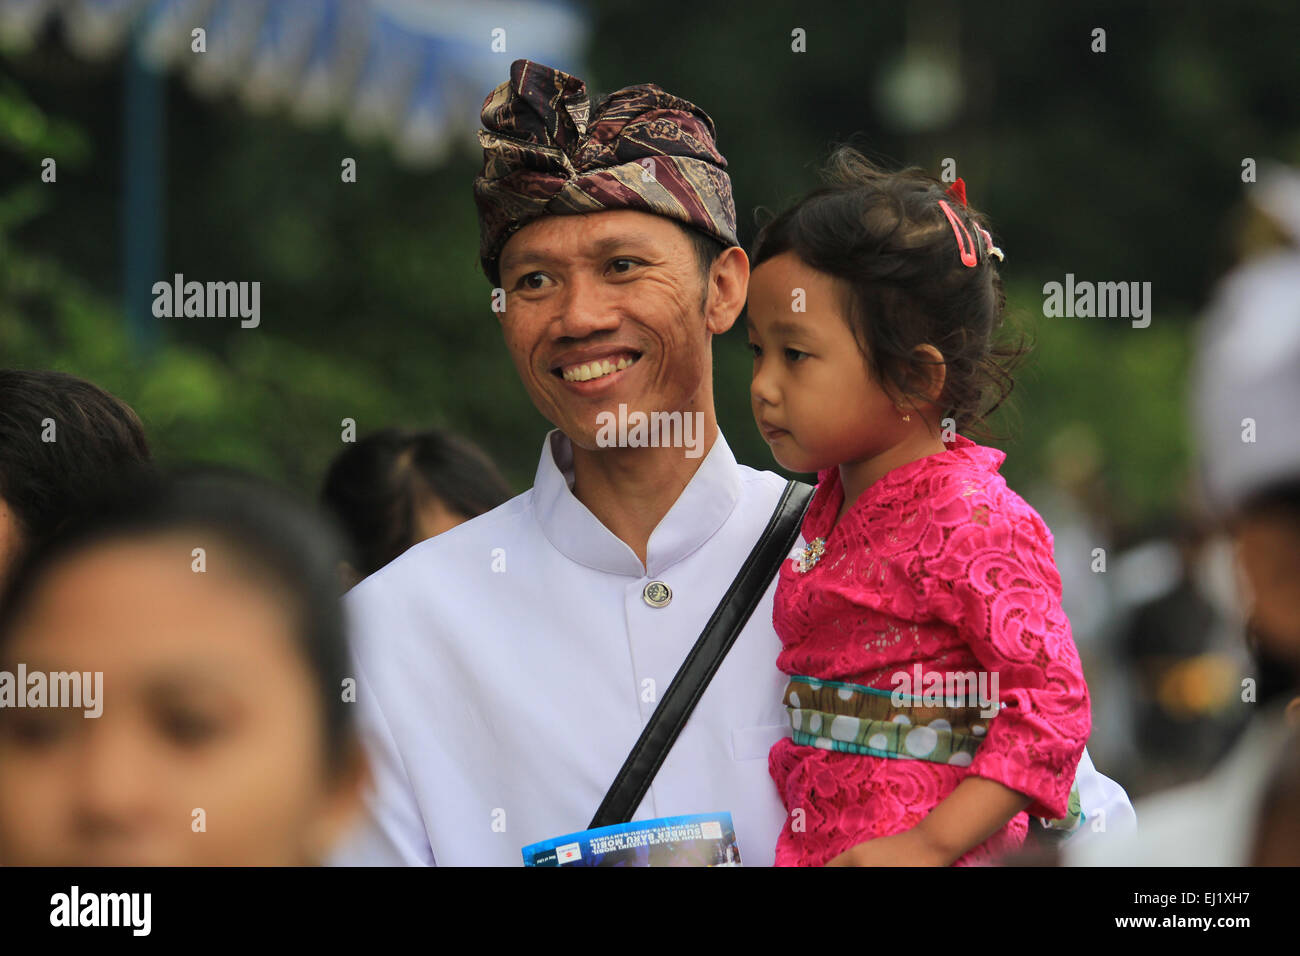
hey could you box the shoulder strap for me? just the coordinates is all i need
[588,478,815,829]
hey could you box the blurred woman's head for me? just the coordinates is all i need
[0,472,363,865]
[0,370,152,593]
[321,427,512,586]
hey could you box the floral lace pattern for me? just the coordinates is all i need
[769,435,1091,867]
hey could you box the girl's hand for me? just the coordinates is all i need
[823,827,953,867]
[824,778,1034,867]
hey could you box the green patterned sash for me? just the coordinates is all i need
[783,675,1084,837]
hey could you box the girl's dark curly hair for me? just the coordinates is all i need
[751,147,1030,440]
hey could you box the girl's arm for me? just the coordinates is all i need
[916,777,1032,861]
[825,777,1030,866]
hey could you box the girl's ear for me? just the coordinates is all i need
[903,344,947,405]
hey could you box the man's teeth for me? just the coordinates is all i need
[561,356,636,382]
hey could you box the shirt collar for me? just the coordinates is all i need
[532,428,743,578]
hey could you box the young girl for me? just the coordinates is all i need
[746,148,1090,867]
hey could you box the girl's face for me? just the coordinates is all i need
[747,252,911,474]
[0,535,360,865]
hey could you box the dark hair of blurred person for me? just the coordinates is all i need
[0,369,153,591]
[0,471,365,865]
[320,427,513,587]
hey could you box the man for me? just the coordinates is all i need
[335,59,1133,866]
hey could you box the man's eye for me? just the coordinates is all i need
[785,348,808,362]
[609,258,640,274]
[748,342,762,357]
[516,272,550,291]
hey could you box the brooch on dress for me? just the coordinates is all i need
[794,537,826,573]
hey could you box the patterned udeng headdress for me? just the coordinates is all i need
[473,59,739,281]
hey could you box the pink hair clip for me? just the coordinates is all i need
[938,177,1005,265]
[938,199,978,268]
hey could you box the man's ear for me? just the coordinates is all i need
[704,245,750,336]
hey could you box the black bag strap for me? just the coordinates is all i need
[588,478,815,829]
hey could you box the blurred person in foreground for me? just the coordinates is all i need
[0,473,365,865]
[320,427,513,589]
[1067,162,1300,866]
[0,369,152,594]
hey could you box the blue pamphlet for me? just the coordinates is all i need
[522,811,742,866]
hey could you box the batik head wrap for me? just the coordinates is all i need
[473,59,739,281]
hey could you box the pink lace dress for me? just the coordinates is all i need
[768,434,1091,866]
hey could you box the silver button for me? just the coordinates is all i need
[642,580,672,608]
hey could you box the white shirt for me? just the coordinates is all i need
[333,429,1134,866]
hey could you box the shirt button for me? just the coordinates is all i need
[642,580,672,608]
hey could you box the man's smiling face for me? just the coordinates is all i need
[496,209,729,450]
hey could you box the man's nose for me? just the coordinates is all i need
[552,272,621,339]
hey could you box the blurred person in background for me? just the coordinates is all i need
[1068,162,1300,866]
[320,427,513,589]
[0,472,365,865]
[1113,512,1252,794]
[0,369,152,594]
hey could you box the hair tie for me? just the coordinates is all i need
[977,225,1005,262]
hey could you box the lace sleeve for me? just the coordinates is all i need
[924,485,1091,820]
